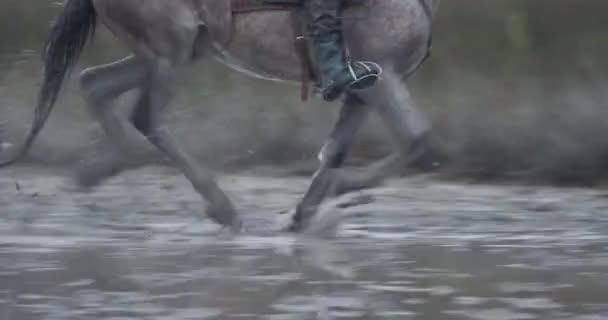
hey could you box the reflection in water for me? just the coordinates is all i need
[1,169,608,319]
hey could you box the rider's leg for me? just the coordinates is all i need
[304,0,381,102]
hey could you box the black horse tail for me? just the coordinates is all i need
[0,0,96,167]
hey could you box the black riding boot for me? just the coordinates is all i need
[304,0,381,101]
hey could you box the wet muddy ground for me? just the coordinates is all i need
[1,166,608,319]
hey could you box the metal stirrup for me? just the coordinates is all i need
[347,60,384,81]
[346,61,383,90]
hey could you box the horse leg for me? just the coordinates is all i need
[288,93,370,232]
[129,56,240,229]
[76,55,147,187]
[335,67,437,189]
[72,0,239,228]
[290,67,437,231]
[370,69,433,161]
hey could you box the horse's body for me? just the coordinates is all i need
[219,0,435,83]
[1,0,440,231]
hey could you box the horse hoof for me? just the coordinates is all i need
[73,157,124,189]
[407,136,446,173]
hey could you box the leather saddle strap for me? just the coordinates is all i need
[232,0,299,13]
[289,10,317,102]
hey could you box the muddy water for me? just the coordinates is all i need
[0,167,607,319]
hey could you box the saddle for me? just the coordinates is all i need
[196,0,367,101]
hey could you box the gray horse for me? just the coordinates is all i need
[0,0,440,231]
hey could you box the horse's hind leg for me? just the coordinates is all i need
[129,57,240,229]
[104,18,240,229]
[77,55,147,187]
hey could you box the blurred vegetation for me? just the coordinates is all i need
[1,0,608,185]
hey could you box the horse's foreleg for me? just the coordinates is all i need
[289,93,369,232]
[375,70,432,159]
[347,68,437,184]
[289,69,438,231]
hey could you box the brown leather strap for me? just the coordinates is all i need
[232,0,366,14]
[232,0,299,13]
[289,10,317,102]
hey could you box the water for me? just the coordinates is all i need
[1,167,608,319]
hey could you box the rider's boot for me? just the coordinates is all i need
[304,0,382,102]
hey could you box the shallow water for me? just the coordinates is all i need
[1,167,608,319]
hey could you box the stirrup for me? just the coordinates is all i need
[346,61,383,90]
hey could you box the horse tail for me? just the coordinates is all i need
[0,0,97,167]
